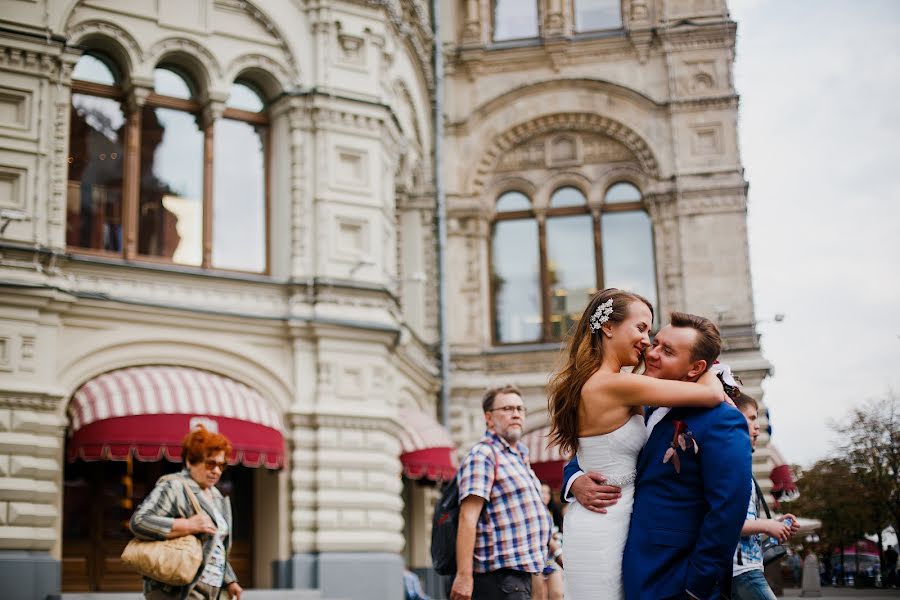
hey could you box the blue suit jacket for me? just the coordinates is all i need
[562,403,751,600]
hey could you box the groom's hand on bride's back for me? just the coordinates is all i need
[571,471,621,513]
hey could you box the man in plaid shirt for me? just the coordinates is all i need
[451,385,552,600]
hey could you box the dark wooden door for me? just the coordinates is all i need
[62,456,254,592]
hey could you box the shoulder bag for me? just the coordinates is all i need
[121,477,205,586]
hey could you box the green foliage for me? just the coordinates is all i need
[793,393,900,548]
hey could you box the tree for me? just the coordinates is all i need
[832,393,900,542]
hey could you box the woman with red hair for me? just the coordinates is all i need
[130,426,243,599]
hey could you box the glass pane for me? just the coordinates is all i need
[213,119,266,272]
[575,0,623,31]
[550,186,586,208]
[67,93,126,252]
[492,219,541,343]
[605,181,642,204]
[153,67,193,99]
[601,211,658,314]
[226,82,265,112]
[138,106,203,265]
[72,54,117,86]
[546,215,596,339]
[493,0,539,41]
[496,191,531,212]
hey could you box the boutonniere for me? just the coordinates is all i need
[662,419,699,474]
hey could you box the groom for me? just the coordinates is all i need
[563,312,751,600]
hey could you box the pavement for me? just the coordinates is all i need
[782,587,900,598]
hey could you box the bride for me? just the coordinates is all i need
[547,288,724,599]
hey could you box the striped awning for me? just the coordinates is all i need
[397,407,457,481]
[67,366,285,469]
[522,425,568,488]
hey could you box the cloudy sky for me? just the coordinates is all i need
[729,0,900,466]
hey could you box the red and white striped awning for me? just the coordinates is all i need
[67,366,285,469]
[397,407,457,481]
[522,425,568,489]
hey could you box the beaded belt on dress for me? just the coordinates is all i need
[603,470,636,487]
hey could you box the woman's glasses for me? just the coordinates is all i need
[204,459,227,471]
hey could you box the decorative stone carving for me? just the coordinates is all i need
[494,132,635,174]
[66,19,144,68]
[146,37,223,80]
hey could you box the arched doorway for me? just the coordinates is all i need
[61,366,285,592]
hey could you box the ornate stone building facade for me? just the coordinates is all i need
[0,1,772,599]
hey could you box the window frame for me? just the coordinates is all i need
[571,0,625,34]
[489,181,652,346]
[491,0,542,43]
[67,55,272,275]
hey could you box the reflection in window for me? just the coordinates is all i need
[153,67,193,99]
[67,53,126,253]
[226,82,265,112]
[601,210,657,312]
[550,186,586,208]
[71,54,117,86]
[490,182,657,343]
[138,106,204,266]
[213,119,266,272]
[492,219,541,343]
[493,0,539,41]
[496,190,532,212]
[575,0,623,31]
[546,215,596,338]
[605,181,641,203]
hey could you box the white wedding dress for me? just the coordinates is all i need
[563,414,648,600]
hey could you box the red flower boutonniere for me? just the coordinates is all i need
[662,419,699,474]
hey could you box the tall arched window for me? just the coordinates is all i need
[491,192,541,343]
[213,82,268,273]
[490,182,658,344]
[67,53,126,252]
[66,49,272,273]
[493,0,539,41]
[139,66,204,265]
[574,0,623,32]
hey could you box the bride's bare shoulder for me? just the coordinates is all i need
[583,371,641,396]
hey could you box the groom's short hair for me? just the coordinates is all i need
[670,312,721,370]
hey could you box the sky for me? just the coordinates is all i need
[729,0,900,466]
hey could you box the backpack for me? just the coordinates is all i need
[430,443,499,576]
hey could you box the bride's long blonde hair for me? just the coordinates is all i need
[547,288,653,457]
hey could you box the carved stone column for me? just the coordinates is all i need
[122,85,151,260]
[644,192,684,314]
[462,0,484,45]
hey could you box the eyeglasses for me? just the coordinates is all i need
[204,459,227,471]
[490,405,527,416]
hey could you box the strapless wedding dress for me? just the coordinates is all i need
[563,414,648,600]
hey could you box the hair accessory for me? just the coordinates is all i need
[589,298,615,332]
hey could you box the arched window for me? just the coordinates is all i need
[67,53,126,252]
[574,0,623,32]
[491,192,541,343]
[493,0,539,42]
[601,182,657,312]
[138,66,204,265]
[212,82,268,273]
[66,49,273,273]
[490,182,657,344]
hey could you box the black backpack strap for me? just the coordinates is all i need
[753,476,772,519]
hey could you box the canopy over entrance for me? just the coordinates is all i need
[398,407,457,481]
[67,366,285,469]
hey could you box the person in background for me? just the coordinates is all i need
[451,384,552,600]
[731,392,799,600]
[531,483,564,600]
[130,426,242,599]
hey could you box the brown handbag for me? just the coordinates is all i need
[121,478,205,586]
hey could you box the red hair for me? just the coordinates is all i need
[181,425,233,465]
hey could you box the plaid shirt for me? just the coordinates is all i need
[457,430,552,574]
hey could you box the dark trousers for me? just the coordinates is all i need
[472,568,532,600]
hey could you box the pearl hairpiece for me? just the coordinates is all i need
[590,298,615,332]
